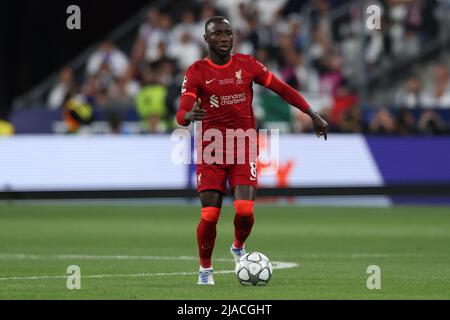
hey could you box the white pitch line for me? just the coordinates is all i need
[0,254,298,281]
[0,253,256,262]
[300,253,447,258]
[1,252,445,261]
[0,271,208,281]
[0,253,202,261]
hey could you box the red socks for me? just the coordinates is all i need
[197,207,220,268]
[233,200,255,249]
[197,201,255,268]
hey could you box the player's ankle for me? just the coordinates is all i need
[199,265,213,271]
[232,242,244,250]
[199,257,212,268]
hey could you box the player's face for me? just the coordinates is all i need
[204,20,233,58]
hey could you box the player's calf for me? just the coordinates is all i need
[197,206,220,284]
[232,200,254,259]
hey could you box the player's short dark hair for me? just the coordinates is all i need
[204,16,230,33]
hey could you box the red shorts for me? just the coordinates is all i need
[196,161,258,194]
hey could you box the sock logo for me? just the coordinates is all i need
[201,242,214,250]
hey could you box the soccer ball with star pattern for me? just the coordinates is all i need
[235,252,273,286]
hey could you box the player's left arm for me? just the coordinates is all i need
[267,75,328,140]
[250,56,328,140]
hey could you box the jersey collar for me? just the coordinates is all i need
[205,55,233,69]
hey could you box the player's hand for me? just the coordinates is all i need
[185,105,207,122]
[308,111,328,140]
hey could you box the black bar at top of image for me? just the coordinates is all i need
[0,184,450,200]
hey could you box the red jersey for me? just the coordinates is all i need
[181,53,272,134]
[177,53,314,190]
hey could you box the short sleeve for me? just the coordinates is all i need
[181,65,201,99]
[249,56,273,87]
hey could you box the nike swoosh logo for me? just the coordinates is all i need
[206,78,216,84]
[250,177,257,181]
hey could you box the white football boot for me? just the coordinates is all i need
[197,267,214,285]
[230,244,247,263]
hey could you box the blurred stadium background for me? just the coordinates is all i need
[1,0,449,205]
[0,0,449,300]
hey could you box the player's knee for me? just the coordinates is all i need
[234,200,254,217]
[201,207,221,222]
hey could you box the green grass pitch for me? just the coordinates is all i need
[0,202,449,299]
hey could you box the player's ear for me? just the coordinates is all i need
[203,34,207,43]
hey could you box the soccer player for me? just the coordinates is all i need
[176,16,328,285]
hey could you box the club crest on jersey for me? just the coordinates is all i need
[235,69,243,84]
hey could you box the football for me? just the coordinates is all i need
[235,252,273,286]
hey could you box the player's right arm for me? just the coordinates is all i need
[176,96,207,126]
[176,66,207,126]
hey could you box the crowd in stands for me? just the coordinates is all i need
[25,0,450,136]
